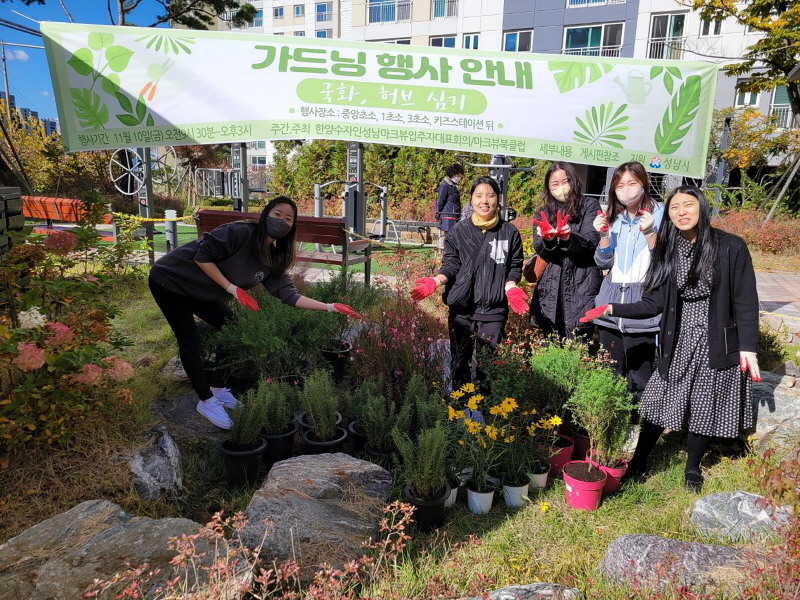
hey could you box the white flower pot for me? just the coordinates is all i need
[466,486,494,515]
[502,483,529,507]
[444,484,458,509]
[528,470,549,490]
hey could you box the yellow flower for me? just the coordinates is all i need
[479,438,487,449]
[502,397,518,412]
[526,425,536,437]
[458,439,465,445]
[465,419,481,435]
[466,394,483,410]
[540,501,550,513]
[489,405,503,415]
[549,415,563,427]
[448,406,465,421]
[485,425,499,440]
[530,408,538,415]
[504,435,515,443]
[460,383,476,393]
[450,390,465,400]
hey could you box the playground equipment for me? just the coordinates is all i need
[458,154,524,222]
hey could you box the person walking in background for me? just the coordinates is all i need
[590,162,664,410]
[411,176,528,389]
[529,161,602,341]
[580,186,760,492]
[435,163,464,248]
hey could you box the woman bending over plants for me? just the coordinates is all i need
[149,196,361,430]
[580,186,760,492]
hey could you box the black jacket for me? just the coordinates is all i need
[436,179,461,232]
[611,230,758,377]
[438,218,523,321]
[530,197,602,332]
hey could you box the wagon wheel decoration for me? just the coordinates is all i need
[151,146,177,185]
[109,148,146,196]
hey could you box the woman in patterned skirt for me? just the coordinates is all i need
[580,186,760,492]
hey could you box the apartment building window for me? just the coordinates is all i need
[771,86,793,128]
[316,2,333,22]
[273,6,284,19]
[431,36,456,48]
[294,4,305,17]
[699,19,722,36]
[504,30,532,52]
[567,0,626,7]
[378,38,411,44]
[252,10,263,27]
[251,156,267,166]
[432,0,458,19]
[368,0,412,24]
[294,31,306,36]
[464,33,479,49]
[316,29,333,38]
[648,14,685,60]
[735,86,759,108]
[257,141,267,150]
[563,23,622,56]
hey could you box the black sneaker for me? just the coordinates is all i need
[684,469,704,493]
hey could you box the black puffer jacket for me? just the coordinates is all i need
[530,197,602,333]
[438,218,523,321]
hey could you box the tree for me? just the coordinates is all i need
[693,0,800,122]
[0,0,257,28]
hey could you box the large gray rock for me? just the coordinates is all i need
[151,392,227,443]
[160,355,188,381]
[751,372,800,449]
[458,583,581,599]
[240,453,391,565]
[0,500,225,600]
[129,426,183,501]
[598,534,747,591]
[691,491,792,541]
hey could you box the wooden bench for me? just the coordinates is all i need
[194,209,372,286]
[22,196,113,238]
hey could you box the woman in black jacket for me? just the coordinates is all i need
[435,163,464,247]
[411,176,527,388]
[530,161,602,340]
[581,186,760,491]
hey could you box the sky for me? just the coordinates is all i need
[0,0,166,120]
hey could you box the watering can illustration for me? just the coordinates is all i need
[614,70,652,104]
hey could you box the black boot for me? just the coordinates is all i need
[684,469,704,493]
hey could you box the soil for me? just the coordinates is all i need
[563,461,607,482]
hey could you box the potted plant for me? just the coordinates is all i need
[404,372,444,433]
[257,380,299,469]
[346,378,384,455]
[219,389,268,487]
[392,424,450,532]
[566,367,635,495]
[299,369,347,453]
[358,384,412,467]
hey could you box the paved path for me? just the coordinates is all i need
[757,272,800,335]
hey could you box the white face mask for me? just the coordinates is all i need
[617,185,644,207]
[551,185,570,203]
[451,176,461,183]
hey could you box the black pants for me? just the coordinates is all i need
[448,313,505,390]
[629,420,712,476]
[149,277,234,401]
[598,327,657,406]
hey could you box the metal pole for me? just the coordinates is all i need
[764,155,800,224]
[314,183,323,217]
[379,186,388,241]
[1,42,11,125]
[712,115,731,217]
[240,143,249,212]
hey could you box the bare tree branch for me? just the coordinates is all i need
[106,0,115,24]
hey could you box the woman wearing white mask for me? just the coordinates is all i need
[529,161,602,340]
[589,161,665,410]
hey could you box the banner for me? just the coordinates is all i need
[42,22,718,177]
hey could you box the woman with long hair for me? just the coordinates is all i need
[590,162,664,408]
[581,186,760,491]
[410,176,527,388]
[149,196,360,429]
[529,161,602,340]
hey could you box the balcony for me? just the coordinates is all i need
[647,37,685,60]
[566,0,625,7]
[432,0,458,18]
[316,10,332,22]
[368,0,412,24]
[771,105,796,129]
[563,45,622,57]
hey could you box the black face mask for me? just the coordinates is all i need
[266,217,291,240]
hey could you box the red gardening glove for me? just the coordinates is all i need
[579,304,611,323]
[532,211,557,241]
[233,287,259,311]
[506,286,529,315]
[739,351,761,382]
[333,303,362,319]
[556,210,572,240]
[637,208,655,236]
[410,277,439,301]
[593,209,609,233]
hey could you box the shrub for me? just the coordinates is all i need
[355,377,412,453]
[758,320,789,372]
[256,380,295,436]
[528,336,591,415]
[404,373,443,434]
[229,389,267,448]
[393,424,447,500]
[299,369,338,441]
[717,208,800,254]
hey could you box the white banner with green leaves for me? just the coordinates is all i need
[42,22,718,177]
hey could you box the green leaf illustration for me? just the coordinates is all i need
[664,72,674,95]
[146,113,155,127]
[666,67,683,80]
[88,32,114,50]
[67,48,94,77]
[116,114,140,127]
[100,73,120,95]
[105,46,134,73]
[548,61,613,94]
[136,33,195,55]
[70,88,108,129]
[135,95,146,121]
[650,66,663,79]
[573,102,629,148]
[655,75,702,155]
[115,91,133,114]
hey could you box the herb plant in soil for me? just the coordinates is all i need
[299,369,345,452]
[220,388,268,487]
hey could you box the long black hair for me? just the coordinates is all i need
[538,161,584,223]
[644,185,718,292]
[253,196,298,278]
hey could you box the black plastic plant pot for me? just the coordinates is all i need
[296,411,343,432]
[320,341,352,384]
[404,483,451,533]
[348,421,368,455]
[364,442,394,468]
[302,426,347,454]
[219,438,267,488]
[261,421,299,468]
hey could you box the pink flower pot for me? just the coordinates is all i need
[586,451,628,495]
[562,460,607,511]
[548,435,575,476]
[572,431,591,461]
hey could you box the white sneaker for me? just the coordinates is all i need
[210,387,238,409]
[197,397,232,429]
